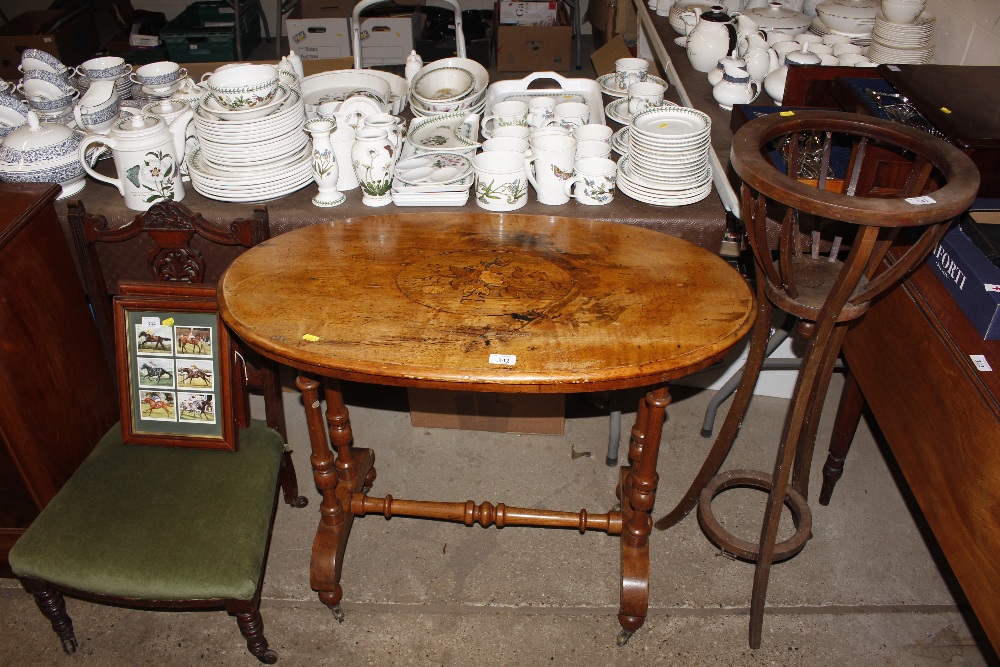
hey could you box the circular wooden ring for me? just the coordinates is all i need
[696,469,813,562]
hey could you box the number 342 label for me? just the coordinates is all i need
[489,354,517,366]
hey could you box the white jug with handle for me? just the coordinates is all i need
[685,6,738,73]
[78,111,193,211]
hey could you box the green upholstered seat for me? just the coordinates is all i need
[10,421,284,602]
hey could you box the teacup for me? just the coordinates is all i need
[473,150,529,211]
[132,61,188,88]
[838,54,872,66]
[544,102,590,130]
[615,57,649,91]
[564,157,617,206]
[482,136,530,156]
[525,133,577,205]
[206,64,279,111]
[482,100,529,139]
[76,56,131,81]
[17,69,73,101]
[575,140,612,160]
[627,81,666,116]
[486,125,531,141]
[527,96,556,129]
[573,123,613,144]
[18,48,68,75]
[832,43,863,57]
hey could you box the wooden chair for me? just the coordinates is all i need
[65,199,305,509]
[8,202,308,663]
[654,111,980,647]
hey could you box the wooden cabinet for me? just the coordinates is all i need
[0,184,118,575]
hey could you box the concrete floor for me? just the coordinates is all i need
[1,375,996,666]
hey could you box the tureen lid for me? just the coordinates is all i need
[1,110,77,153]
[745,2,811,30]
[816,0,879,19]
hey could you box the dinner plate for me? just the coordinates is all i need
[631,106,710,139]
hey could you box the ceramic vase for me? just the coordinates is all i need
[351,127,395,207]
[304,118,345,207]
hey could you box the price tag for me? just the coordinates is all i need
[141,316,160,327]
[986,284,1000,293]
[971,355,993,372]
[905,195,937,205]
[489,354,516,366]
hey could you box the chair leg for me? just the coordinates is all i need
[280,449,309,508]
[819,367,865,506]
[20,578,78,654]
[654,286,775,530]
[235,608,278,664]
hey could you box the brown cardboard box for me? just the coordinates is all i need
[0,9,101,79]
[590,34,663,79]
[496,24,573,71]
[587,0,637,47]
[407,388,565,435]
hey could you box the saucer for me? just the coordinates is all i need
[142,79,184,97]
[597,73,669,98]
[605,98,631,124]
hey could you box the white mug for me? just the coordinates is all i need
[482,100,529,139]
[487,125,531,140]
[527,96,556,128]
[473,150,528,211]
[525,134,577,205]
[573,123,613,144]
[483,137,530,156]
[627,81,666,115]
[565,157,617,206]
[545,102,590,130]
[576,140,612,160]
[615,57,649,91]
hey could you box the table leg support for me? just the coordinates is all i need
[618,385,670,642]
[296,375,375,620]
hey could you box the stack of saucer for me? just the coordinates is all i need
[188,85,312,202]
[616,105,713,206]
[866,11,935,64]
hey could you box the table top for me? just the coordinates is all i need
[218,212,754,393]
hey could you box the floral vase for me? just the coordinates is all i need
[304,118,345,207]
[351,127,395,207]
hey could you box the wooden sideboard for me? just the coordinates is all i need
[0,184,119,575]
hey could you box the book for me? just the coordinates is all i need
[927,221,1000,340]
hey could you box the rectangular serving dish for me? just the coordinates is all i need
[486,72,607,126]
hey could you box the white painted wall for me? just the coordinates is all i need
[926,0,1000,65]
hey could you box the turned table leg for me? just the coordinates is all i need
[618,385,670,645]
[297,375,375,621]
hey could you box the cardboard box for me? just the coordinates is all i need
[356,14,419,66]
[292,0,355,19]
[928,223,1000,340]
[499,2,560,25]
[286,17,352,60]
[496,24,572,71]
[0,9,101,79]
[407,388,565,435]
[589,34,663,79]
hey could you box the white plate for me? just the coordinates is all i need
[611,126,630,155]
[337,95,384,129]
[606,98,631,124]
[394,153,472,185]
[406,111,481,151]
[597,72,670,98]
[201,85,290,121]
[630,106,710,139]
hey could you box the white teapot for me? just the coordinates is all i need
[79,110,193,211]
[685,6,738,73]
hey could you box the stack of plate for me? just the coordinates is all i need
[188,84,312,202]
[390,152,474,206]
[616,105,713,207]
[408,58,489,118]
[866,11,935,64]
[808,17,872,46]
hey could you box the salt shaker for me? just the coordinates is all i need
[404,50,423,84]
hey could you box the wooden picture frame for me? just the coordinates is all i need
[114,283,237,451]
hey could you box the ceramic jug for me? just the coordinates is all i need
[79,110,193,211]
[708,56,746,86]
[73,79,120,135]
[734,12,763,56]
[712,62,761,110]
[352,127,395,207]
[742,32,780,83]
[685,6,738,73]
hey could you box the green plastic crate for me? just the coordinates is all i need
[161,1,262,62]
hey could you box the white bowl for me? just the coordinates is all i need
[412,58,489,98]
[200,84,290,121]
[411,66,475,105]
[206,64,279,111]
[816,6,875,33]
[880,1,925,24]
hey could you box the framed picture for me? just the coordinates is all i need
[114,283,237,451]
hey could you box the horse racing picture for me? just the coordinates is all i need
[175,325,212,357]
[137,356,176,389]
[138,390,176,421]
[116,288,236,450]
[135,324,173,355]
